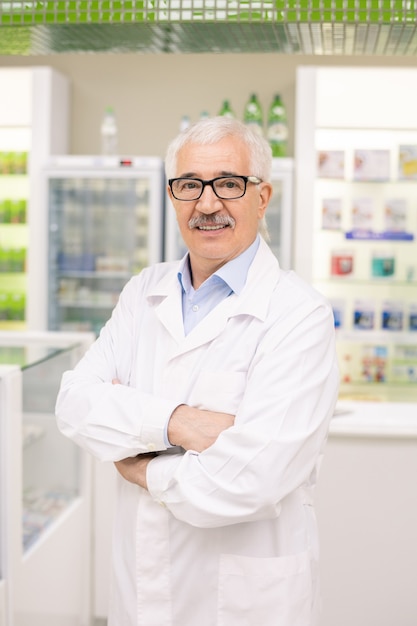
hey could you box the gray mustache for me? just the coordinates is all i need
[188,215,236,230]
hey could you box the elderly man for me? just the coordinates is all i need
[56,116,339,626]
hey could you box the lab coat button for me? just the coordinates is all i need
[147,442,156,451]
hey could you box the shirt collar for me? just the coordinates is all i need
[177,234,260,296]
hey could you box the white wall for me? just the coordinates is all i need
[1,53,417,159]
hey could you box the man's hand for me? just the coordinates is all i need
[168,405,235,452]
[114,453,156,489]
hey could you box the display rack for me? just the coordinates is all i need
[0,151,28,331]
[0,67,69,332]
[0,0,417,56]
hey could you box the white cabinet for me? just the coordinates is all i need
[0,67,69,331]
[316,402,417,626]
[0,331,94,626]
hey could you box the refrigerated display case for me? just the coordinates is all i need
[44,156,165,335]
[295,66,417,402]
[0,330,94,626]
[164,157,294,268]
[0,67,69,332]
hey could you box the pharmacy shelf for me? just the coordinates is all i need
[0,67,69,331]
[1,1,417,56]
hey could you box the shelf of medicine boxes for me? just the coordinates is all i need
[0,330,95,625]
[313,183,417,279]
[335,330,417,403]
[57,271,130,310]
[312,174,417,341]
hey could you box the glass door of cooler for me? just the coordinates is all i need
[46,156,165,335]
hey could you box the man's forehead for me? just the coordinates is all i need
[177,138,250,170]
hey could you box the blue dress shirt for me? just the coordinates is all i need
[178,235,260,335]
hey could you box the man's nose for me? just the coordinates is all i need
[195,184,222,212]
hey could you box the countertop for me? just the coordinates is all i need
[331,400,417,438]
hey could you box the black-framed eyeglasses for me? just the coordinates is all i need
[168,175,262,201]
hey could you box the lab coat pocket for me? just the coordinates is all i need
[189,371,247,413]
[218,551,312,626]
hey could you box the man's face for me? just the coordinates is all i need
[168,136,272,284]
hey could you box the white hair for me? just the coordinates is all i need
[165,116,272,239]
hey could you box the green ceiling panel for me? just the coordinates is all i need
[0,0,416,55]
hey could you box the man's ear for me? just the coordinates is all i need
[257,182,273,219]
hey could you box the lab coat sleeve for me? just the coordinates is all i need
[146,298,340,528]
[55,275,178,462]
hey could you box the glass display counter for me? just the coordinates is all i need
[0,330,94,626]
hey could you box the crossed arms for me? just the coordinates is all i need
[114,391,234,489]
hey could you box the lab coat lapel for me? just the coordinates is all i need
[175,293,239,355]
[152,286,238,356]
[148,239,280,357]
[148,274,185,344]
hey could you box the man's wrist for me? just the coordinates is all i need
[167,404,188,447]
[136,455,152,489]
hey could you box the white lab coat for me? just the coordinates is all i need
[56,238,339,626]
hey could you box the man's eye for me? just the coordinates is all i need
[218,178,243,190]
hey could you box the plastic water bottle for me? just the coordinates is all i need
[101,106,118,155]
[243,93,264,136]
[267,94,288,157]
[179,115,191,132]
[218,99,235,119]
